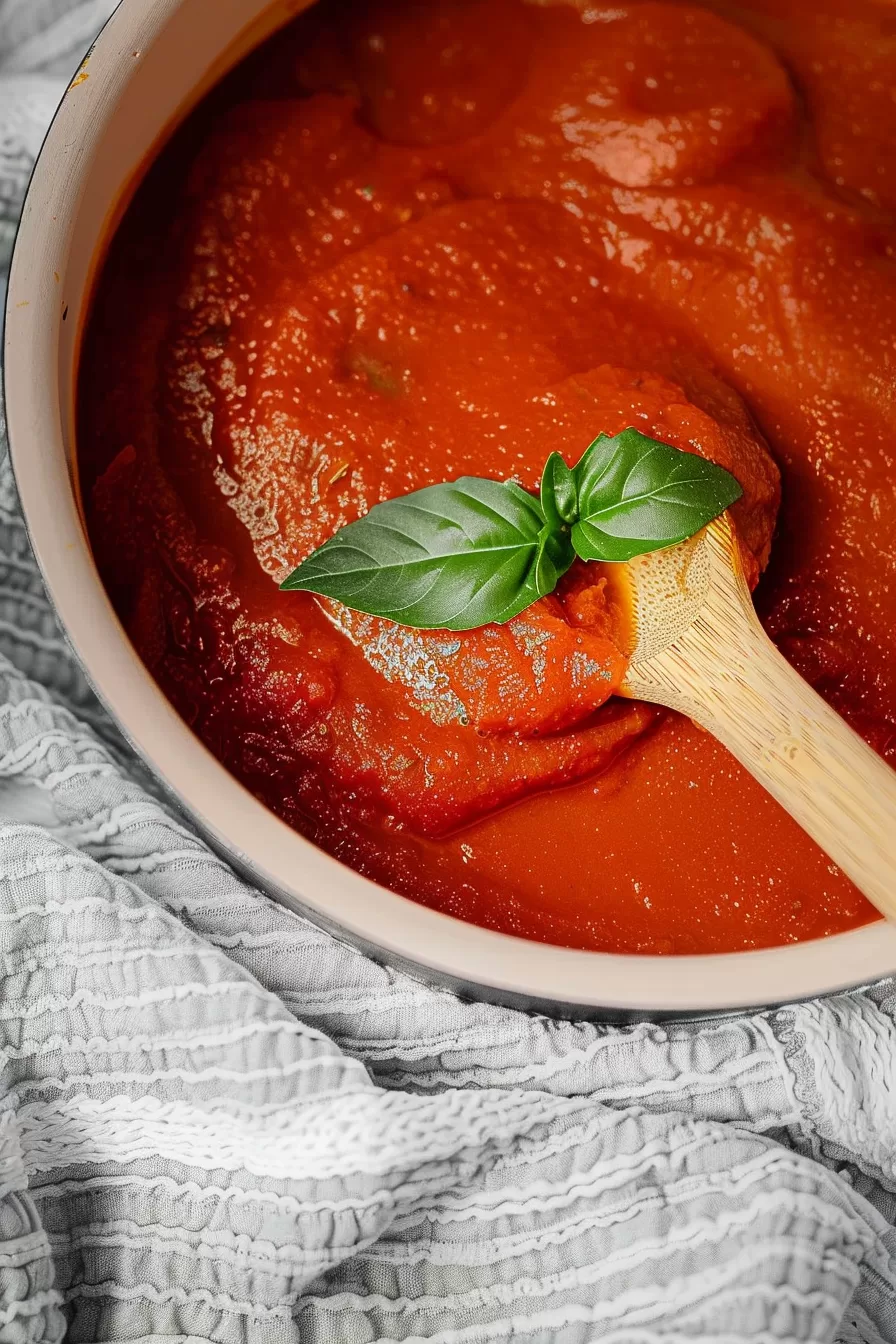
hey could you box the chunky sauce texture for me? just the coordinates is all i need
[79,0,896,954]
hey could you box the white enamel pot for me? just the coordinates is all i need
[5,0,896,1019]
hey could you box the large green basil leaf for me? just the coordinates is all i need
[571,428,742,563]
[280,476,575,631]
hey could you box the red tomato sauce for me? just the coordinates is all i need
[78,0,896,954]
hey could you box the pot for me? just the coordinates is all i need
[6,0,896,1019]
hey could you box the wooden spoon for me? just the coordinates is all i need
[606,513,896,922]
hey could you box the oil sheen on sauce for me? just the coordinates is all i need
[78,0,896,955]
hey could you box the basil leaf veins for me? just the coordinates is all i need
[280,475,576,631]
[280,429,742,630]
[571,428,743,564]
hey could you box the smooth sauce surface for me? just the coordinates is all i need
[79,0,896,954]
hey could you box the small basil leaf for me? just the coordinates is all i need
[540,452,578,529]
[280,476,562,631]
[572,427,742,563]
[534,521,575,598]
[487,524,575,625]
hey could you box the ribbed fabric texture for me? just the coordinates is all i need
[1,3,895,1340]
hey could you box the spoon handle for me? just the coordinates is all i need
[624,536,896,922]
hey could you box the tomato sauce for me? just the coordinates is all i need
[78,0,896,954]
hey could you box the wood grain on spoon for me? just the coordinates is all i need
[605,514,896,923]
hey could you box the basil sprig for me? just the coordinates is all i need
[280,428,742,631]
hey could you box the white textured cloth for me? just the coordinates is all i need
[1,3,896,1341]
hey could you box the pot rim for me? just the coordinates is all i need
[5,0,895,1019]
